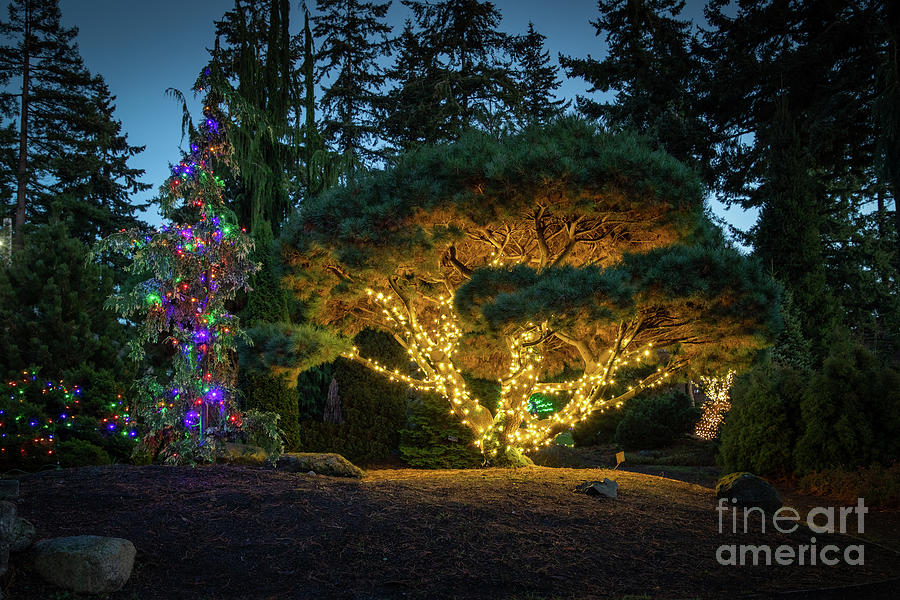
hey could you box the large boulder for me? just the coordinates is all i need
[10,518,35,553]
[217,442,268,466]
[0,500,16,577]
[716,472,782,513]
[532,444,588,468]
[31,535,136,594]
[0,480,18,501]
[276,453,365,478]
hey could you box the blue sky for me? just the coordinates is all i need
[58,0,755,235]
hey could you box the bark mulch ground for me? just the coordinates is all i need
[7,465,900,599]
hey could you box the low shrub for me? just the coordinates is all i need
[798,464,900,508]
[614,390,700,450]
[793,333,900,473]
[718,358,805,477]
[240,409,284,459]
[55,439,111,468]
[240,370,299,451]
[298,330,408,464]
[399,392,483,468]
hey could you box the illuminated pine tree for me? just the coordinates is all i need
[282,120,780,465]
[96,71,260,463]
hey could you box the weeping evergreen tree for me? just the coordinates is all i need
[205,0,297,236]
[279,120,779,465]
[313,0,392,168]
[0,0,149,247]
[509,22,567,126]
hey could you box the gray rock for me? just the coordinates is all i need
[532,445,588,468]
[31,535,136,594]
[216,442,268,466]
[575,478,618,498]
[0,501,16,578]
[276,452,366,478]
[10,518,35,552]
[0,501,16,538]
[716,472,782,513]
[0,480,18,501]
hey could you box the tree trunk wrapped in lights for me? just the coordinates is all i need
[281,119,780,465]
[95,70,260,463]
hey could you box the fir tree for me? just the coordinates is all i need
[752,104,838,352]
[560,0,712,176]
[53,80,150,241]
[510,22,566,125]
[98,74,264,463]
[699,0,895,354]
[380,19,442,152]
[382,0,517,150]
[313,0,392,167]
[0,0,148,247]
[0,222,131,381]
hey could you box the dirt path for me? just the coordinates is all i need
[10,465,900,599]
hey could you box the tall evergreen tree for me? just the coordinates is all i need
[0,0,148,247]
[382,0,517,150]
[752,103,837,350]
[0,222,131,380]
[53,80,149,241]
[560,0,713,178]
[509,22,566,125]
[380,19,442,152]
[313,0,392,167]
[700,0,896,354]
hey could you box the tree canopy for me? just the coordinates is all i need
[0,0,149,246]
[281,119,779,463]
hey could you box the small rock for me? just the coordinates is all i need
[716,472,782,513]
[0,480,18,501]
[10,518,35,552]
[575,478,618,498]
[216,442,268,466]
[307,470,316,475]
[31,535,136,594]
[532,445,588,468]
[276,452,365,478]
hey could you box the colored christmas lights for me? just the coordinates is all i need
[97,71,257,461]
[0,371,135,460]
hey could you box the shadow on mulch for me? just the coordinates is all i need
[7,465,900,599]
